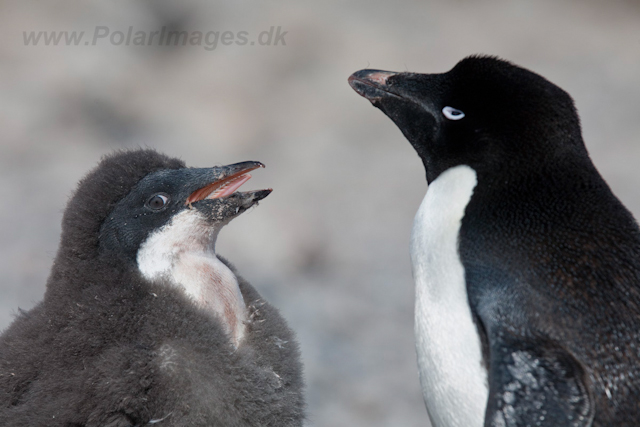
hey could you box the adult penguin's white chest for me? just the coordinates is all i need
[410,165,489,427]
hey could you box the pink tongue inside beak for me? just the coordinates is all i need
[207,174,252,199]
[186,165,263,206]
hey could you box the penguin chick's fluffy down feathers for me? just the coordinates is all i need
[0,149,305,427]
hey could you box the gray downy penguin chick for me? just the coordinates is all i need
[0,149,305,427]
[350,56,640,426]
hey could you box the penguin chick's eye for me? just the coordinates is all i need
[442,106,465,120]
[147,193,170,210]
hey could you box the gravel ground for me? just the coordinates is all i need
[1,1,640,425]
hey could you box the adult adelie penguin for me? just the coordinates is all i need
[0,149,305,426]
[349,56,640,426]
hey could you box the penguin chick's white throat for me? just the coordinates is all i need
[137,167,263,348]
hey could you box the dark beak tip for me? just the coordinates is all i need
[226,160,265,172]
[236,188,271,209]
[347,69,373,90]
[347,72,360,87]
[349,69,396,83]
[243,161,265,171]
[348,69,398,101]
[256,188,273,200]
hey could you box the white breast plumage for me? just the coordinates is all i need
[411,164,488,427]
[136,209,247,347]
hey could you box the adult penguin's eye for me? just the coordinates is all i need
[442,106,465,120]
[147,194,169,210]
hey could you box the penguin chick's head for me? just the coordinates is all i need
[348,56,586,183]
[98,157,271,263]
[57,150,270,268]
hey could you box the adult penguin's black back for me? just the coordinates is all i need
[0,150,305,426]
[349,56,640,426]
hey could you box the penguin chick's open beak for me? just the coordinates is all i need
[186,161,272,219]
[348,69,400,101]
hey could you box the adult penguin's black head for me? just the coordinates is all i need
[54,149,270,277]
[349,56,589,183]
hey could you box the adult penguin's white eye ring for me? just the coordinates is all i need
[147,193,170,210]
[442,106,465,120]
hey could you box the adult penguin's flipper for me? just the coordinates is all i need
[485,335,594,427]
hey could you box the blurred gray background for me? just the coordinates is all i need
[2,0,640,425]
